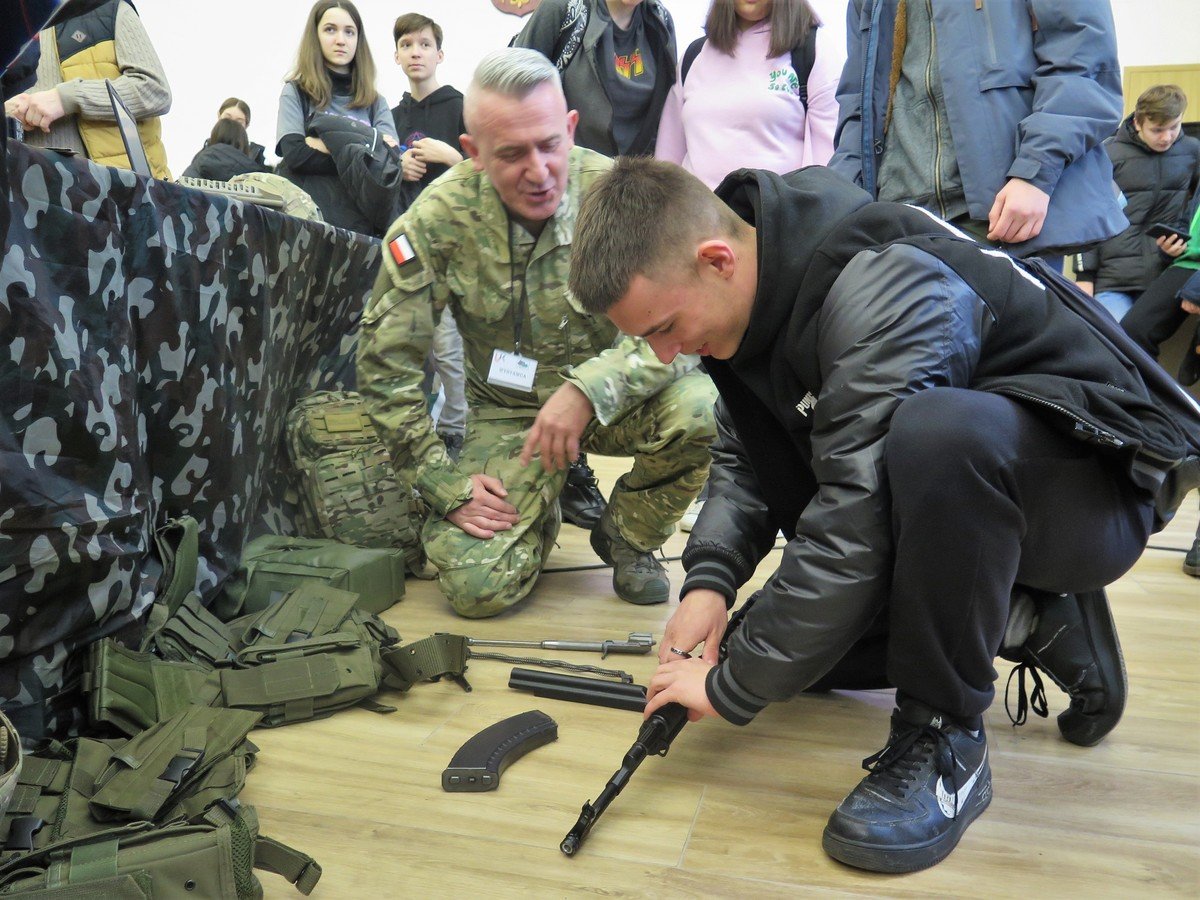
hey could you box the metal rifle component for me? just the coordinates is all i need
[442,710,558,792]
[508,668,648,712]
[467,650,634,682]
[465,632,655,658]
[558,591,762,856]
[560,702,689,856]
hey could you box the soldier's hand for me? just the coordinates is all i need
[662,589,728,666]
[446,473,520,539]
[520,382,594,472]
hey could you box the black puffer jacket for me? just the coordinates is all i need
[1073,116,1200,294]
[684,167,1200,726]
[180,142,269,181]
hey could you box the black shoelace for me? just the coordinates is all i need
[862,722,960,816]
[570,459,599,487]
[1004,662,1049,728]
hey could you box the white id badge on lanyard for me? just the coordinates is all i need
[487,349,538,392]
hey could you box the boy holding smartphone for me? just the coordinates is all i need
[1074,85,1200,320]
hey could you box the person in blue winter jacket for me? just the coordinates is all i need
[829,0,1128,261]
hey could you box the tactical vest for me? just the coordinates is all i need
[85,586,470,735]
[285,391,428,576]
[55,0,171,179]
[0,711,21,825]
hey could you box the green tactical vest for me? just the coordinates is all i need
[0,797,319,897]
[84,582,450,733]
[285,390,428,575]
[0,711,21,825]
[0,706,257,858]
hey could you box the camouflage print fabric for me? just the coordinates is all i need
[0,141,379,740]
[425,371,716,618]
[358,147,704,521]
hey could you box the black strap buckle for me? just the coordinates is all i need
[4,816,44,852]
[160,749,205,786]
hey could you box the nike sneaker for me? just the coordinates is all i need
[822,699,991,873]
[1000,588,1126,746]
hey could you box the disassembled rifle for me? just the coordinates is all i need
[465,632,655,658]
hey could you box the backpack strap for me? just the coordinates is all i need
[681,35,706,84]
[551,0,589,72]
[681,25,816,110]
[791,24,817,110]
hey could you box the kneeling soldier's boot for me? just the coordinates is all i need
[589,512,669,605]
[560,454,606,530]
[822,698,991,874]
[1000,587,1126,747]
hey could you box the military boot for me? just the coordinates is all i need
[822,699,991,873]
[560,454,606,530]
[1000,587,1126,747]
[589,513,669,605]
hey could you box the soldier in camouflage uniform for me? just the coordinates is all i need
[357,49,716,618]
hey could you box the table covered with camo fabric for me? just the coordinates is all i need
[0,140,379,739]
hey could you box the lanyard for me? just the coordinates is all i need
[507,223,530,355]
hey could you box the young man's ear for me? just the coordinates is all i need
[696,240,737,279]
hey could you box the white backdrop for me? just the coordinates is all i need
[135,0,1195,174]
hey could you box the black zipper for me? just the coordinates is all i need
[992,388,1125,448]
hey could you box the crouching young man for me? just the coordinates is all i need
[568,157,1200,872]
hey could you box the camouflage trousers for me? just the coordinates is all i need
[423,372,717,617]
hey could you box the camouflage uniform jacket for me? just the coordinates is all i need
[358,146,694,517]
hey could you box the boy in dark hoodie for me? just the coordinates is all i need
[391,13,468,457]
[391,13,466,201]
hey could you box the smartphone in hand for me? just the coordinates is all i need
[1145,222,1190,243]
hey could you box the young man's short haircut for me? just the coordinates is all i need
[1134,84,1187,125]
[570,157,743,315]
[393,13,442,48]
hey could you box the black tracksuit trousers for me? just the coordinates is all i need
[815,387,1156,724]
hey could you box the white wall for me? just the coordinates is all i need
[137,0,1194,174]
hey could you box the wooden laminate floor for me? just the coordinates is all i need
[245,461,1200,899]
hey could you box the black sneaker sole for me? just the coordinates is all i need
[822,785,992,874]
[1057,589,1126,747]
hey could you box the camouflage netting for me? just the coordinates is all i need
[0,141,381,740]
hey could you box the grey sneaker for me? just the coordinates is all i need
[589,515,669,605]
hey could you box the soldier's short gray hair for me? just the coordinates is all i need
[470,48,561,100]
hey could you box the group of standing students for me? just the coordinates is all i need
[261,0,841,236]
[219,0,1198,569]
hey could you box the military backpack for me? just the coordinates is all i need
[285,391,427,575]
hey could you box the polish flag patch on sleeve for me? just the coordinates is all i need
[389,233,417,266]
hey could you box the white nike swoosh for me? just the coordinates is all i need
[935,745,987,818]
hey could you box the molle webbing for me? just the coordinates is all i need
[380,634,469,692]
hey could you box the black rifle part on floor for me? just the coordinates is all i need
[441,710,559,792]
[507,668,648,713]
